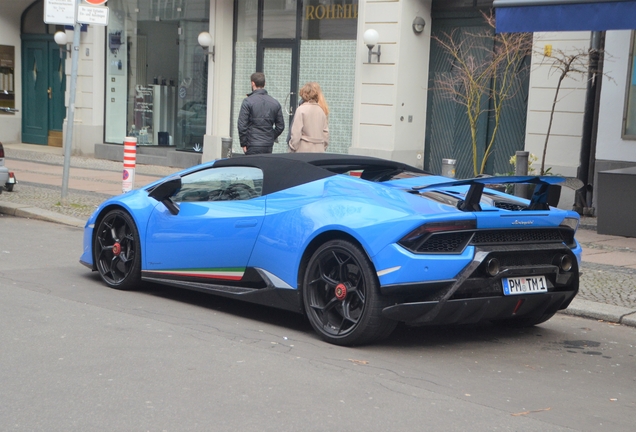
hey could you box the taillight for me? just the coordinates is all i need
[398,220,476,254]
[400,220,476,243]
[560,217,579,231]
[559,217,579,248]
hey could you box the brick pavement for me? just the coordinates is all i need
[1,142,635,327]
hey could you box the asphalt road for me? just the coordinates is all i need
[1,215,635,431]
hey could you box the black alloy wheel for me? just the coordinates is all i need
[94,209,141,290]
[303,240,396,346]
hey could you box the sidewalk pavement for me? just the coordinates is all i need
[1,143,635,328]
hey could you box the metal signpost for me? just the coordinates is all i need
[44,0,109,201]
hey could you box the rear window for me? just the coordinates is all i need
[342,168,431,182]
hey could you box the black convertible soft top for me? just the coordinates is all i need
[212,153,428,195]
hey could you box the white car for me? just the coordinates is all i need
[0,142,16,192]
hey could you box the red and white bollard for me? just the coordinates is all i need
[122,137,137,193]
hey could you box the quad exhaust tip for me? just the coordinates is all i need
[486,258,500,276]
[557,254,573,272]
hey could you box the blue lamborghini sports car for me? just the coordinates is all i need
[81,153,582,345]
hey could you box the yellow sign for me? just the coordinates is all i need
[305,4,358,20]
[544,44,552,57]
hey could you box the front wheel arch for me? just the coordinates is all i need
[93,206,142,290]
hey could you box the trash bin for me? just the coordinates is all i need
[441,159,456,178]
[598,166,636,237]
[514,151,531,198]
[158,132,170,146]
[221,137,232,158]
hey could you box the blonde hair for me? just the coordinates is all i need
[299,82,329,116]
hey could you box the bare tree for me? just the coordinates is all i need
[434,13,532,176]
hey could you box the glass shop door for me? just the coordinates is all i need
[232,0,301,153]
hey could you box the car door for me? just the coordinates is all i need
[144,166,265,281]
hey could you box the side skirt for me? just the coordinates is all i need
[141,270,303,313]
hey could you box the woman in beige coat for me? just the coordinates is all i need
[288,82,329,153]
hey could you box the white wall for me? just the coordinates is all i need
[350,0,432,169]
[203,0,236,162]
[524,31,591,179]
[596,30,636,163]
[62,26,106,156]
[0,4,23,143]
[393,0,431,168]
[210,0,234,142]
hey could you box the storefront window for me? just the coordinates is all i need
[104,0,210,151]
[263,0,297,38]
[624,31,636,139]
[231,0,357,154]
[299,0,357,154]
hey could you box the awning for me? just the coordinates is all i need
[494,0,636,32]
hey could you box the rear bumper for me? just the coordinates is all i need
[380,244,579,325]
[382,290,577,325]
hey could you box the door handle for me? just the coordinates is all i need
[47,87,52,99]
[284,92,294,116]
[235,219,258,228]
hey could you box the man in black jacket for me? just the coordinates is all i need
[237,72,285,155]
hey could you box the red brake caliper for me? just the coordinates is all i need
[335,283,348,301]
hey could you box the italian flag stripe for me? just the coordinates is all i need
[147,268,245,281]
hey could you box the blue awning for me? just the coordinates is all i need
[494,0,636,32]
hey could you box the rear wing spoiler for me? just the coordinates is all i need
[413,176,584,211]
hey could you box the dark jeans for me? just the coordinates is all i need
[245,146,273,155]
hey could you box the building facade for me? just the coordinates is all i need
[2,0,434,170]
[2,0,635,211]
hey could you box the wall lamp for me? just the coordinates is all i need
[363,29,381,63]
[412,16,426,34]
[198,31,215,61]
[54,31,71,58]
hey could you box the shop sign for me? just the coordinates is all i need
[77,4,110,25]
[305,2,358,20]
[44,0,76,25]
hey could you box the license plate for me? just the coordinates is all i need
[502,276,548,295]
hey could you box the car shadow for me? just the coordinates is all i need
[142,279,559,349]
[381,321,558,349]
[84,273,561,348]
[135,278,315,335]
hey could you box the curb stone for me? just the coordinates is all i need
[560,298,636,327]
[620,312,636,327]
[0,201,85,228]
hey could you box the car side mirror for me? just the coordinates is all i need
[148,176,182,215]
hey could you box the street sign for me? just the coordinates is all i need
[44,0,76,25]
[84,0,108,4]
[77,5,110,25]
